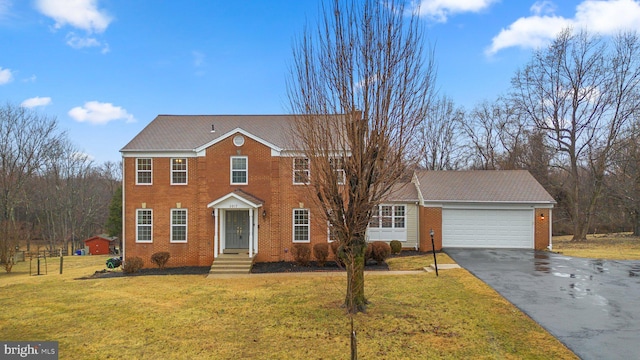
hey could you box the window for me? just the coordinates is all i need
[136,209,153,242]
[171,209,187,242]
[293,158,309,184]
[293,209,310,242]
[368,205,405,229]
[231,156,248,184]
[330,157,345,185]
[171,158,187,184]
[136,158,152,185]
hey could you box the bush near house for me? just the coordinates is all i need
[150,252,170,269]
[313,243,329,266]
[367,241,392,264]
[122,256,144,274]
[390,240,402,255]
[292,244,311,266]
[330,241,344,266]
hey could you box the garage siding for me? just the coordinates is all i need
[442,208,534,248]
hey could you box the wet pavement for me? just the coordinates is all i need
[445,248,640,360]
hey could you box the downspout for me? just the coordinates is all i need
[415,201,419,251]
[547,209,553,251]
[121,158,126,260]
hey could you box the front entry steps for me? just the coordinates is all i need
[208,252,254,276]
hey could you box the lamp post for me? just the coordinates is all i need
[430,229,438,277]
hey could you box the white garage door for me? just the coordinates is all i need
[442,209,533,248]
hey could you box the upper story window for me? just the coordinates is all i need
[171,209,188,243]
[136,158,152,185]
[330,157,345,185]
[293,208,310,242]
[136,209,153,243]
[171,158,187,185]
[231,156,248,185]
[293,158,310,184]
[369,205,405,229]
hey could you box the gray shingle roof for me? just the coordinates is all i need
[415,170,556,204]
[121,115,301,152]
[384,182,420,202]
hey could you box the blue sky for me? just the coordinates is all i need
[1,0,640,164]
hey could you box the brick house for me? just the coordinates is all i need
[121,115,555,268]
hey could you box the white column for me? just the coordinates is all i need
[214,208,219,258]
[249,209,254,258]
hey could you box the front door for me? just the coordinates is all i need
[225,210,250,249]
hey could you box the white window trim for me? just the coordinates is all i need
[230,156,248,185]
[136,209,153,243]
[170,208,188,243]
[369,204,406,229]
[293,157,310,185]
[292,208,310,243]
[171,158,188,185]
[330,157,346,185]
[136,158,152,185]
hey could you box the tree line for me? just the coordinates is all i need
[414,29,640,239]
[0,103,121,271]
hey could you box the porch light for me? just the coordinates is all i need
[262,209,267,218]
[540,213,545,221]
[211,210,215,218]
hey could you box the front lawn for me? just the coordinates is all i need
[0,255,576,359]
[552,233,640,260]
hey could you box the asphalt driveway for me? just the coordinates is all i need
[445,248,640,360]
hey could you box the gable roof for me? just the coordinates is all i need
[415,170,556,204]
[120,114,347,154]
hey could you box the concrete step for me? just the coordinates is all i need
[209,253,255,275]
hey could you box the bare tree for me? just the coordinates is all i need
[461,98,527,170]
[288,0,435,314]
[609,120,640,235]
[416,95,464,170]
[511,29,640,240]
[0,103,65,271]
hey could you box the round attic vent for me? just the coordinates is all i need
[233,135,245,147]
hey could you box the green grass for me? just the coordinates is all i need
[553,233,640,260]
[0,255,577,359]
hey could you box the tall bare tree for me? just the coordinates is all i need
[416,95,464,170]
[511,29,640,241]
[0,103,65,271]
[288,0,435,314]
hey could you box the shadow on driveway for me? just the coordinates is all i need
[445,248,640,360]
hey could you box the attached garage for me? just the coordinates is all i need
[414,170,556,250]
[442,208,533,248]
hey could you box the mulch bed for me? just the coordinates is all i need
[77,266,210,280]
[78,251,428,279]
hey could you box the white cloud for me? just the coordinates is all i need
[66,32,101,48]
[486,15,570,55]
[68,101,135,125]
[0,0,11,19]
[35,0,112,33]
[416,0,499,22]
[23,75,37,83]
[487,0,640,55]
[21,96,52,108]
[0,67,13,84]
[574,0,640,33]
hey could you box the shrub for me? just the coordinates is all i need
[330,241,345,266]
[390,240,402,255]
[368,241,392,264]
[122,256,144,274]
[150,251,170,269]
[313,243,329,267]
[292,243,311,266]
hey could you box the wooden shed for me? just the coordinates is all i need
[83,235,116,255]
